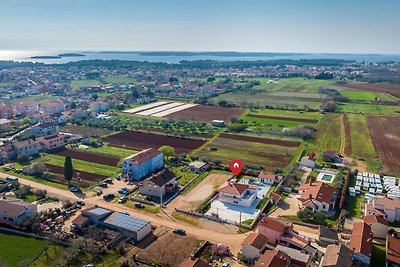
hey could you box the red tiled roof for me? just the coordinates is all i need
[255,250,290,267]
[373,197,400,211]
[179,258,211,267]
[298,182,338,205]
[387,234,400,265]
[270,192,281,203]
[258,217,292,233]
[349,222,373,259]
[363,215,389,226]
[323,150,337,157]
[218,182,257,196]
[242,233,268,250]
[72,214,89,226]
[125,148,162,165]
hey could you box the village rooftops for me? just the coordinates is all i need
[144,169,176,187]
[298,182,338,204]
[321,244,353,267]
[255,250,291,267]
[36,122,57,129]
[41,134,63,141]
[373,197,400,210]
[258,171,283,181]
[124,148,162,165]
[349,222,373,259]
[13,139,37,149]
[258,216,292,233]
[242,232,268,250]
[0,199,34,218]
[323,150,337,157]
[217,182,257,196]
[387,233,400,265]
[275,245,310,264]
[363,214,389,226]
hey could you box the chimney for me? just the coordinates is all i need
[309,194,313,199]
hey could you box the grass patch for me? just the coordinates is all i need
[311,113,341,153]
[170,166,196,186]
[256,198,268,210]
[70,79,101,90]
[70,143,138,159]
[344,194,364,219]
[172,212,199,226]
[341,90,397,102]
[337,102,400,114]
[125,201,161,214]
[371,244,386,267]
[102,76,136,84]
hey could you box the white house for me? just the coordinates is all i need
[299,156,317,169]
[13,139,39,156]
[0,199,38,225]
[122,148,164,181]
[32,122,59,135]
[138,169,177,198]
[217,182,258,207]
[14,102,39,115]
[40,101,65,115]
[363,215,389,240]
[258,171,283,185]
[365,197,400,223]
[297,182,338,213]
[240,232,268,263]
[37,134,66,151]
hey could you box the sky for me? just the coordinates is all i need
[1,0,399,54]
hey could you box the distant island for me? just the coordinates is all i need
[137,51,310,57]
[31,55,62,59]
[58,53,85,57]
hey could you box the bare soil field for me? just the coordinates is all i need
[60,125,113,137]
[135,127,212,139]
[171,172,231,211]
[367,116,400,175]
[247,113,318,123]
[166,105,244,122]
[219,133,301,147]
[136,231,200,267]
[340,83,400,98]
[103,131,206,154]
[54,149,119,166]
[45,164,108,187]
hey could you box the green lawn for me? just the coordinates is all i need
[70,143,137,159]
[40,154,120,177]
[337,102,400,114]
[102,76,136,84]
[170,166,196,186]
[250,77,335,93]
[311,113,341,153]
[371,244,386,267]
[341,90,398,102]
[125,200,161,214]
[70,79,101,90]
[8,94,59,104]
[247,108,322,120]
[243,115,316,128]
[0,231,46,267]
[344,194,364,219]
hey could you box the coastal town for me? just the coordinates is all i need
[0,55,399,267]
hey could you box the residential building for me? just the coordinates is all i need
[240,232,268,263]
[40,101,65,114]
[0,199,38,226]
[299,155,317,169]
[32,122,59,135]
[297,182,338,213]
[0,119,12,132]
[386,232,400,267]
[211,120,226,127]
[188,161,209,173]
[365,197,400,223]
[122,148,164,181]
[255,250,291,267]
[13,139,39,156]
[138,169,177,198]
[318,226,338,246]
[37,134,66,151]
[89,100,110,113]
[258,171,283,185]
[63,109,87,122]
[349,222,373,266]
[0,144,16,160]
[0,104,14,119]
[217,182,258,207]
[320,244,353,267]
[179,258,211,267]
[275,245,311,267]
[14,102,39,115]
[322,150,342,163]
[363,214,389,239]
[257,217,313,254]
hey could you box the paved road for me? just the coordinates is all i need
[1,172,247,254]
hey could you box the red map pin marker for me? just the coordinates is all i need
[230,160,243,176]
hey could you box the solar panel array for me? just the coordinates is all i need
[104,213,149,232]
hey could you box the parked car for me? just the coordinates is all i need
[104,178,113,184]
[103,193,115,200]
[118,196,127,203]
[173,229,186,235]
[119,211,130,216]
[221,263,230,267]
[134,203,145,209]
[77,199,85,206]
[99,182,108,188]
[69,186,80,192]
[118,188,129,195]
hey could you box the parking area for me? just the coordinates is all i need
[270,193,300,217]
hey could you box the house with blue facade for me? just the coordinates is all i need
[121,148,164,181]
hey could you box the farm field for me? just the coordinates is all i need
[60,124,114,137]
[242,116,315,128]
[54,148,120,166]
[338,83,400,98]
[219,133,300,147]
[41,153,120,177]
[166,104,244,122]
[8,94,59,104]
[248,109,322,120]
[340,90,397,102]
[0,230,47,267]
[367,116,400,176]
[70,79,101,90]
[103,130,207,154]
[336,102,400,114]
[347,114,378,171]
[250,77,334,92]
[45,163,109,187]
[196,136,299,171]
[70,144,137,159]
[311,113,341,153]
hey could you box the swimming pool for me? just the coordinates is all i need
[316,172,336,183]
[322,174,333,181]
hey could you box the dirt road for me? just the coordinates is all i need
[1,172,247,254]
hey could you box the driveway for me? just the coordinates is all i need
[270,193,300,217]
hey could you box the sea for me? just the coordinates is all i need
[1,50,400,64]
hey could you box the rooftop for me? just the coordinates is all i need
[387,233,400,265]
[275,245,310,263]
[349,222,373,259]
[0,199,35,218]
[363,214,389,226]
[255,250,291,267]
[242,232,268,250]
[321,244,352,267]
[145,168,176,187]
[124,148,162,165]
[298,182,338,204]
[103,213,150,233]
[258,216,292,233]
[218,182,257,196]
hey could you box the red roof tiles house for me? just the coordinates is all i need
[179,258,211,267]
[298,182,338,205]
[255,250,291,267]
[387,233,400,265]
[218,182,258,196]
[363,215,389,226]
[349,222,373,260]
[242,232,268,250]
